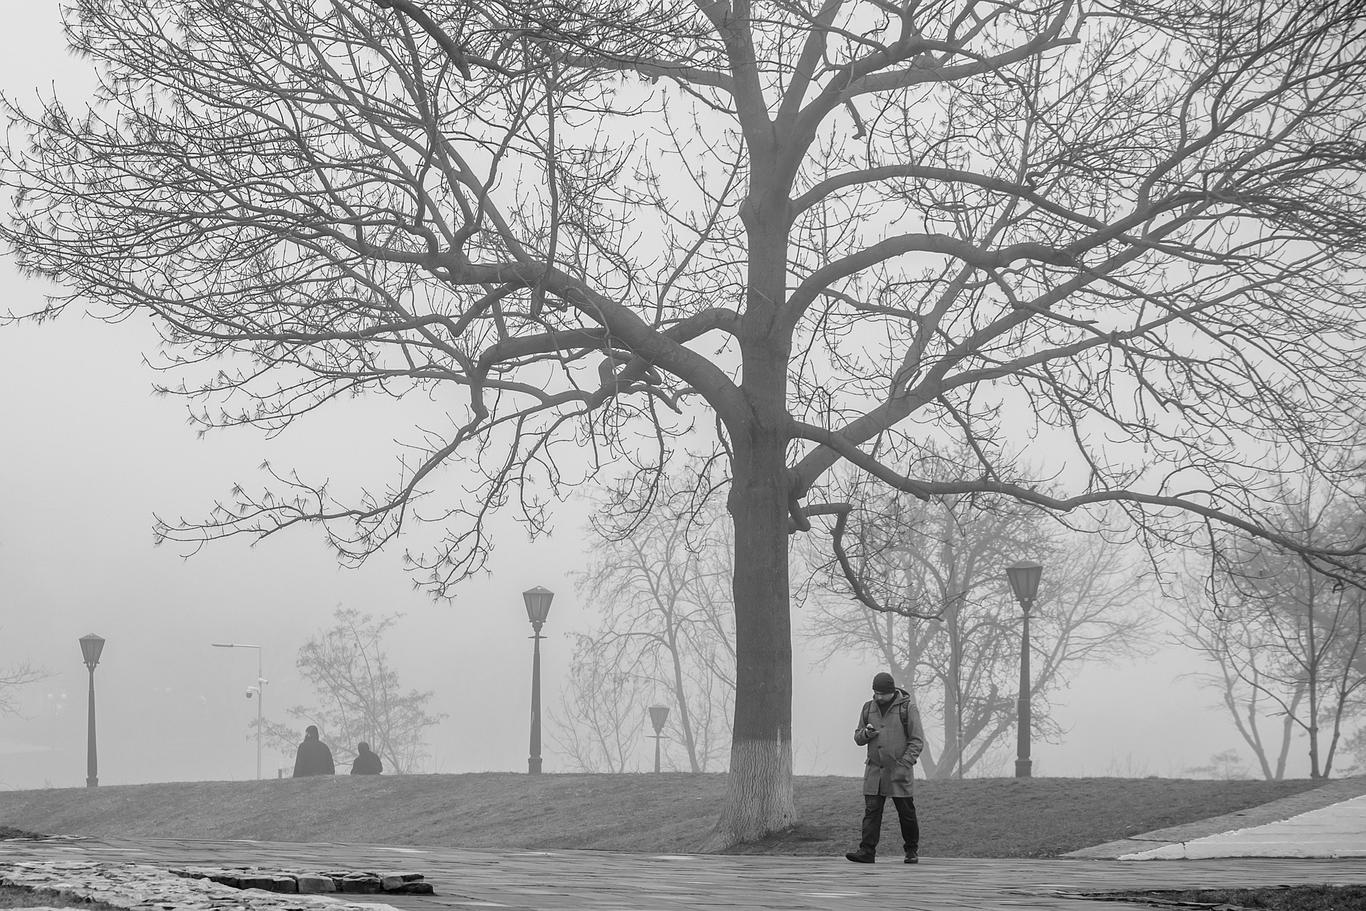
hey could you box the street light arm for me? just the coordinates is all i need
[212,642,265,780]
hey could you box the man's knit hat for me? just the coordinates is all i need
[872,672,896,694]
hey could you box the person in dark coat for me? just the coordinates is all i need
[350,741,382,775]
[292,725,335,777]
[845,672,925,864]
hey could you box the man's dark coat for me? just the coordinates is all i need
[292,733,335,777]
[853,688,925,797]
[350,747,382,775]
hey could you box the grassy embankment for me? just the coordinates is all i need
[0,773,1326,858]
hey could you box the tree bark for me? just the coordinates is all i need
[709,425,797,846]
[946,605,964,779]
[1307,580,1321,780]
[710,198,797,844]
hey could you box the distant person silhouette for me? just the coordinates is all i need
[292,725,335,777]
[350,741,383,775]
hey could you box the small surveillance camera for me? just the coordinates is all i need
[245,689,255,699]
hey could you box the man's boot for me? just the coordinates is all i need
[844,849,875,863]
[904,850,919,864]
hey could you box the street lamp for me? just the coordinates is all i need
[1005,561,1044,779]
[647,705,670,774]
[78,634,105,788]
[522,586,554,775]
[212,643,266,780]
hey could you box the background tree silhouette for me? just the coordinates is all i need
[1175,484,1366,780]
[804,458,1147,778]
[557,478,735,773]
[258,609,445,774]
[0,657,46,719]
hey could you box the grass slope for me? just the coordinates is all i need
[0,773,1322,858]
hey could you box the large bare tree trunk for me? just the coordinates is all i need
[710,198,798,840]
[710,424,796,846]
[706,170,801,845]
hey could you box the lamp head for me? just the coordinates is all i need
[79,633,105,669]
[1005,561,1044,608]
[523,586,555,628]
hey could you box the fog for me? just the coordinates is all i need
[0,1,1320,791]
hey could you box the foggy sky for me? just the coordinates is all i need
[0,0,1317,791]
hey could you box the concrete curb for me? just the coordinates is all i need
[1065,775,1366,859]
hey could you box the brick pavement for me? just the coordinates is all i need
[3,835,1366,911]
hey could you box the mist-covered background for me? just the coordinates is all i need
[0,0,1336,789]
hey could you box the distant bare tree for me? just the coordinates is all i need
[0,659,46,717]
[259,609,445,773]
[1342,726,1366,775]
[1176,592,1306,780]
[1183,749,1252,780]
[552,635,652,773]
[1177,490,1366,780]
[562,479,736,773]
[806,465,1148,777]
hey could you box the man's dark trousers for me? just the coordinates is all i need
[859,794,919,855]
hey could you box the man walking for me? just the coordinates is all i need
[846,672,925,864]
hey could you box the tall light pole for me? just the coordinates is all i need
[78,634,105,788]
[212,643,265,780]
[522,586,554,775]
[1005,561,1044,779]
[647,705,670,774]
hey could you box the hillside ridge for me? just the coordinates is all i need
[0,773,1326,858]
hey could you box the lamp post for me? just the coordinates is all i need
[212,643,266,780]
[647,705,670,773]
[78,634,105,788]
[522,586,554,775]
[1004,561,1044,779]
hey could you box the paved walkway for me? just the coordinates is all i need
[1069,775,1366,860]
[1118,794,1366,860]
[3,834,1366,911]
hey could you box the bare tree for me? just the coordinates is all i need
[805,470,1147,777]
[260,609,446,773]
[563,480,736,773]
[1177,491,1366,779]
[6,0,1366,841]
[1183,749,1252,780]
[552,633,654,773]
[0,660,46,718]
[1176,593,1306,780]
[1342,725,1366,774]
